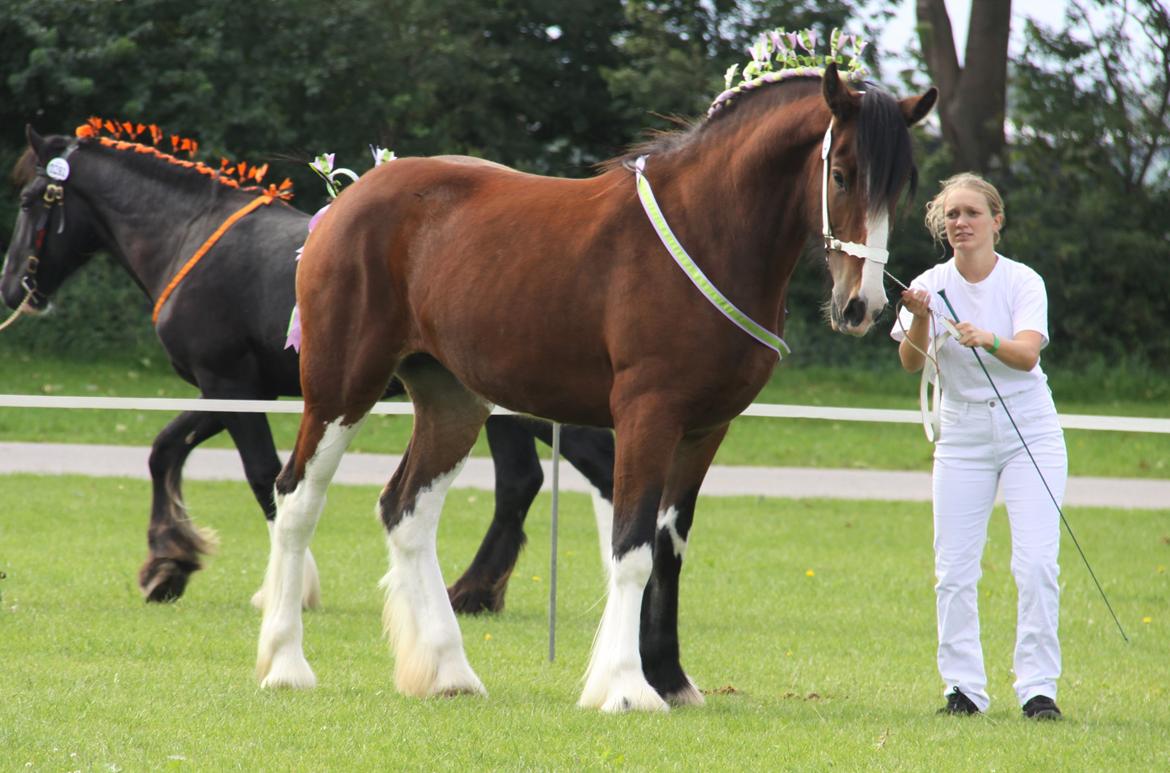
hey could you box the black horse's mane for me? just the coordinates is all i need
[12,148,38,187]
[599,73,918,210]
[11,133,290,200]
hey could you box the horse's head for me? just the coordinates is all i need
[1,126,102,313]
[817,65,937,335]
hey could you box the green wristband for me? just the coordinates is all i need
[989,334,1000,354]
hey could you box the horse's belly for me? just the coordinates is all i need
[429,330,615,427]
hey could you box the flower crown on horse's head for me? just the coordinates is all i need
[708,28,869,118]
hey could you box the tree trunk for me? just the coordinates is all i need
[916,0,1012,172]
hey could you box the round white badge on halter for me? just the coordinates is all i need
[46,157,71,181]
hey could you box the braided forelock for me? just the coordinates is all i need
[856,86,916,215]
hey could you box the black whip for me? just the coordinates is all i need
[934,287,1129,642]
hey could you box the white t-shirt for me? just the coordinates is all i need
[890,254,1050,402]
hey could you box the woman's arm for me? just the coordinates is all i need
[953,323,1043,371]
[897,289,933,373]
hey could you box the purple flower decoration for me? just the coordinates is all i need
[308,203,330,233]
[285,305,301,352]
[310,153,335,177]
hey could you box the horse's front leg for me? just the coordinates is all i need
[579,404,681,713]
[529,420,616,578]
[640,424,729,707]
[140,411,225,602]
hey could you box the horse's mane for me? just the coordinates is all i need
[82,135,294,200]
[11,117,293,200]
[598,74,918,209]
[597,76,823,173]
[11,148,36,187]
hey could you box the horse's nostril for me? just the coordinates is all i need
[844,297,866,327]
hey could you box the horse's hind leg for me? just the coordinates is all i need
[550,423,615,577]
[447,415,543,614]
[381,357,491,697]
[255,402,369,689]
[140,411,225,602]
[640,424,728,707]
[448,418,615,615]
[210,409,322,611]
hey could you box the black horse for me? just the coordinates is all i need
[1,123,614,611]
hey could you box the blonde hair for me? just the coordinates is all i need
[924,172,1005,245]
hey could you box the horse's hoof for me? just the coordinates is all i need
[436,683,488,699]
[447,580,504,615]
[257,650,317,689]
[581,671,670,713]
[663,680,705,707]
[600,689,669,714]
[139,557,197,603]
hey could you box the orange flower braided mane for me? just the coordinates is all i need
[75,117,293,200]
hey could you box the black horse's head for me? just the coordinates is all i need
[1,126,103,312]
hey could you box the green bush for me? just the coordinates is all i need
[0,253,157,360]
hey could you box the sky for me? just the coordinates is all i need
[877,0,1076,66]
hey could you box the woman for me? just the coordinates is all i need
[892,172,1067,720]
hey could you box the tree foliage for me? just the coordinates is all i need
[1005,0,1170,369]
[0,0,1166,371]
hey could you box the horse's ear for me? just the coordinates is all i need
[822,63,860,121]
[900,87,938,127]
[26,125,46,158]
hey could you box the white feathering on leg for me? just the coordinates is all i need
[256,418,358,688]
[579,545,666,712]
[382,458,485,698]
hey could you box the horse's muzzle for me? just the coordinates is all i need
[831,296,879,336]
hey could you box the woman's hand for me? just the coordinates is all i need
[954,321,994,350]
[900,288,932,319]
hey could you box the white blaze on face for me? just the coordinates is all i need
[859,209,890,315]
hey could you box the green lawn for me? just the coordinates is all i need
[1,475,1167,770]
[1,352,1167,478]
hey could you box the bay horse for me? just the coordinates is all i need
[0,124,616,611]
[257,64,936,709]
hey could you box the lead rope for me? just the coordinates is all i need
[0,292,31,332]
[887,270,956,442]
[886,266,1128,642]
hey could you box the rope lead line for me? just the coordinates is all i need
[934,288,1129,643]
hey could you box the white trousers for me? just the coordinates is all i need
[932,386,1067,711]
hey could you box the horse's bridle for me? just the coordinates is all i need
[13,142,79,309]
[819,118,889,267]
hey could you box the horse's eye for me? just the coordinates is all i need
[832,170,846,191]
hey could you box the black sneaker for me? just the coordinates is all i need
[1022,695,1062,720]
[938,687,981,715]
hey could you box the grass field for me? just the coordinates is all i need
[1,475,1167,770]
[1,352,1168,478]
